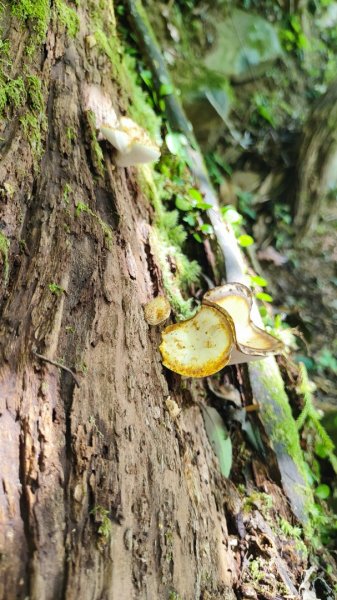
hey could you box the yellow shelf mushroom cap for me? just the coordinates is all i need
[159,283,283,377]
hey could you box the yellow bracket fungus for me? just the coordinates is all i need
[159,283,283,377]
[160,304,233,377]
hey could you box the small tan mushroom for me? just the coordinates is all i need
[144,296,171,326]
[159,304,233,377]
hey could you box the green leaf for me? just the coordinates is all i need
[165,132,187,156]
[188,188,203,203]
[250,275,268,287]
[193,232,202,243]
[139,69,152,88]
[198,202,213,210]
[259,306,268,318]
[159,83,174,96]
[175,196,192,211]
[221,205,243,224]
[256,292,273,303]
[183,213,196,227]
[315,484,330,500]
[315,442,329,459]
[201,406,232,478]
[200,223,213,235]
[238,234,254,247]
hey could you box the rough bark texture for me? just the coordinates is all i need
[294,79,337,235]
[0,2,310,599]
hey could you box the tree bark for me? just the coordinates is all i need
[293,80,337,235]
[0,2,318,599]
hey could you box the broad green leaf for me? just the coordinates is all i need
[159,83,174,96]
[197,202,213,210]
[188,188,203,203]
[200,223,213,235]
[250,275,268,287]
[183,213,196,227]
[201,406,232,477]
[256,292,273,303]
[315,484,330,500]
[165,132,187,156]
[221,205,243,224]
[175,196,192,211]
[238,234,254,247]
[139,69,152,88]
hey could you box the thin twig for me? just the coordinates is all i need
[33,351,80,388]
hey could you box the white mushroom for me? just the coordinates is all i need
[83,85,161,167]
[101,117,160,166]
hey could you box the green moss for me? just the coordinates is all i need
[90,0,160,142]
[122,54,161,141]
[66,126,76,143]
[250,358,308,482]
[0,76,26,114]
[48,282,65,295]
[55,0,79,38]
[11,0,51,51]
[63,183,72,204]
[20,112,46,162]
[26,75,44,112]
[0,232,10,284]
[90,505,112,542]
[86,111,104,176]
[140,166,200,319]
[243,491,273,515]
[94,28,116,64]
[249,558,264,582]
[150,227,199,319]
[75,201,113,248]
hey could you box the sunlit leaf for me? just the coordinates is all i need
[250,275,268,287]
[140,69,152,88]
[183,213,196,226]
[188,188,203,203]
[165,132,187,156]
[315,484,330,500]
[175,196,192,211]
[160,83,174,96]
[200,223,213,235]
[256,292,273,303]
[202,406,232,477]
[238,234,254,247]
[221,205,243,224]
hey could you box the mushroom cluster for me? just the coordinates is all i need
[159,283,283,377]
[83,84,160,167]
